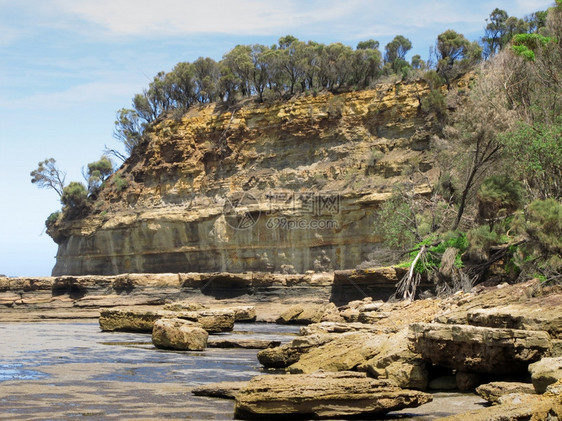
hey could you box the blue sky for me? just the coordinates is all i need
[0,0,554,277]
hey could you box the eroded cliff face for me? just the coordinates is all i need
[51,80,444,275]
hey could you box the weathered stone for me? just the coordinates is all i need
[476,382,536,404]
[234,371,433,419]
[289,332,387,374]
[192,381,247,399]
[276,303,339,325]
[437,393,562,421]
[300,321,389,336]
[467,304,562,339]
[357,328,429,390]
[276,305,304,324]
[257,334,335,369]
[207,338,280,349]
[152,318,208,351]
[98,307,235,333]
[195,309,235,333]
[99,308,162,332]
[456,371,481,392]
[529,357,562,394]
[410,323,552,374]
[162,301,207,311]
[230,306,256,322]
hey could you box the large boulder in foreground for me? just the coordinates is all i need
[152,318,208,351]
[288,329,428,390]
[234,371,432,420]
[529,357,562,394]
[409,323,552,374]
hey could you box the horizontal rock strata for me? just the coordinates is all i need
[233,371,433,419]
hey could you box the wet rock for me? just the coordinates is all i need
[234,371,433,419]
[476,382,536,404]
[192,381,247,399]
[529,357,562,393]
[410,323,552,374]
[257,334,335,369]
[152,318,208,351]
[207,338,280,349]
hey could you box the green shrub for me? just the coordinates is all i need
[45,211,61,228]
[61,182,88,212]
[478,175,523,225]
[112,174,129,192]
[404,231,468,274]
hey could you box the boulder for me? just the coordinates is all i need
[529,357,562,393]
[230,306,256,322]
[99,308,162,332]
[234,371,433,420]
[357,328,429,390]
[289,332,388,374]
[98,307,235,333]
[409,323,552,374]
[152,318,208,351]
[192,381,247,399]
[455,371,481,392]
[195,309,235,333]
[476,382,536,404]
[257,334,335,369]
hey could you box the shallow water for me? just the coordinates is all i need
[0,321,299,420]
[0,322,486,420]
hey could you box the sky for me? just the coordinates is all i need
[0,0,554,277]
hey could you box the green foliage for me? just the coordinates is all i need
[86,156,114,196]
[45,211,61,228]
[477,175,524,224]
[500,120,562,200]
[510,199,562,279]
[30,158,66,198]
[112,174,128,192]
[511,33,555,61]
[113,108,146,155]
[407,232,469,274]
[374,195,417,250]
[61,182,88,213]
[436,30,481,87]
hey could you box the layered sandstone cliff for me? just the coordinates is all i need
[50,80,446,275]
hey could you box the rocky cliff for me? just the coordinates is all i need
[50,80,447,275]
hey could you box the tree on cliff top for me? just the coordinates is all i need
[30,158,66,198]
